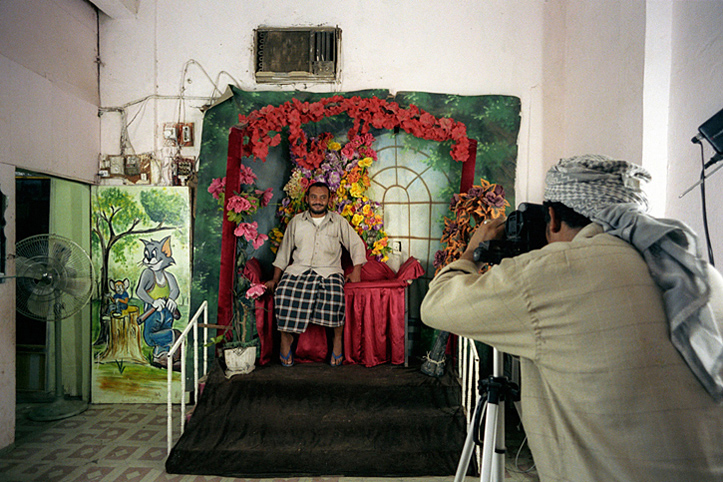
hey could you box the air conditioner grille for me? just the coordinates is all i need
[255,27,339,83]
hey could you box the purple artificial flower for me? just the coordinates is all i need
[326,170,342,191]
[484,185,506,207]
[467,187,483,198]
[325,150,341,163]
[433,250,446,269]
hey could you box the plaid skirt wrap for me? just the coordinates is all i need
[274,270,346,333]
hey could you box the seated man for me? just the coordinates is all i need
[265,182,366,366]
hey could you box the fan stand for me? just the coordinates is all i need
[28,293,88,422]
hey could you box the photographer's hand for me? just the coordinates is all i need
[460,217,506,263]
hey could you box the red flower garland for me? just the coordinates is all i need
[234,95,470,170]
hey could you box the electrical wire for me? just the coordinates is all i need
[509,432,537,474]
[99,59,239,183]
[697,143,716,265]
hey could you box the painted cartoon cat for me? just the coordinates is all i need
[135,236,181,369]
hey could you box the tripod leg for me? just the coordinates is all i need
[481,348,506,482]
[455,399,486,482]
[480,400,499,481]
[493,349,506,481]
[491,397,505,481]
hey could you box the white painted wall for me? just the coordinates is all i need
[0,163,16,452]
[96,0,656,205]
[0,0,99,451]
[556,1,646,163]
[0,0,100,183]
[539,0,647,203]
[98,0,552,193]
[666,1,723,263]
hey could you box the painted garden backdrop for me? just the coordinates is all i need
[193,88,521,356]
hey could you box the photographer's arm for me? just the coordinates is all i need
[420,217,536,358]
[459,217,506,264]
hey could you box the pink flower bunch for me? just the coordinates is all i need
[227,194,253,213]
[234,221,269,249]
[255,188,273,207]
[245,283,267,300]
[239,164,258,185]
[208,177,226,201]
[209,169,274,250]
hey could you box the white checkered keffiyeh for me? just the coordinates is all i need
[544,154,723,403]
[544,154,651,217]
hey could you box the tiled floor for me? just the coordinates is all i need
[1,402,538,482]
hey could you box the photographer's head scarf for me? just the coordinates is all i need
[545,154,723,402]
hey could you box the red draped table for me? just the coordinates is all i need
[245,256,424,367]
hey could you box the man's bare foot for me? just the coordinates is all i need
[280,331,294,367]
[330,350,343,367]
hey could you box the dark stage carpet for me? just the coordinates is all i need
[165,359,470,478]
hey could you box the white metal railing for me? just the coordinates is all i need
[166,300,215,454]
[457,336,482,472]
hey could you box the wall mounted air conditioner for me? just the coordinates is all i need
[255,27,340,84]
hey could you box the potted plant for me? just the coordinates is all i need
[220,279,266,376]
[207,164,274,376]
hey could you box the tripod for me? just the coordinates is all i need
[454,348,520,482]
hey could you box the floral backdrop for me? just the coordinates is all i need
[192,88,521,355]
[272,132,391,262]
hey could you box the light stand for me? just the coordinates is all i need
[682,107,723,198]
[455,348,519,482]
[682,108,723,265]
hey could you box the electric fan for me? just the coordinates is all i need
[13,234,95,421]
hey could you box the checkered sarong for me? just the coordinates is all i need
[274,270,346,334]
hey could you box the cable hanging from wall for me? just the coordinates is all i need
[98,59,241,186]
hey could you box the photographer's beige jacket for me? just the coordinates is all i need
[421,223,723,482]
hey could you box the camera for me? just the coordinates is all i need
[473,203,547,264]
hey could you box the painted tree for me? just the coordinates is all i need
[92,187,188,345]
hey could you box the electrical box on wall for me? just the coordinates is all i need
[255,27,340,84]
[173,157,195,186]
[108,155,125,175]
[99,154,152,184]
[179,123,194,147]
[162,122,194,147]
[163,123,178,143]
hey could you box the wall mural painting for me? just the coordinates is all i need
[192,87,521,356]
[91,185,191,403]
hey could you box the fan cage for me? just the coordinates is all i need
[15,234,94,321]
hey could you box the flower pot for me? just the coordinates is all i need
[223,345,256,376]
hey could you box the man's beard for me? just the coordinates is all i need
[310,204,328,216]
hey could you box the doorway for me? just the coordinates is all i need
[15,173,50,401]
[15,171,92,403]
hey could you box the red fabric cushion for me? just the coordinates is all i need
[344,254,396,281]
[395,256,425,281]
[361,257,396,281]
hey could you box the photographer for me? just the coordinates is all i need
[421,155,723,481]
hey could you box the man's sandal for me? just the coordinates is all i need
[280,349,294,367]
[330,351,343,367]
